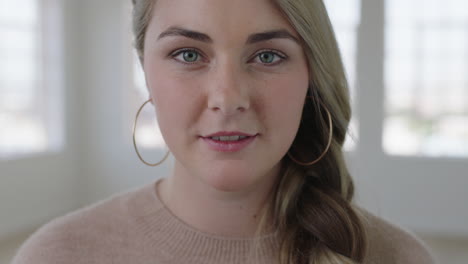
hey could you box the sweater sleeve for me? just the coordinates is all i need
[358,207,437,264]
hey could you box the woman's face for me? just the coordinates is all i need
[143,0,309,192]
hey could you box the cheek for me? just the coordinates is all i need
[263,74,309,139]
[266,74,308,116]
[145,61,202,108]
[151,83,190,127]
[145,63,183,111]
[145,71,202,140]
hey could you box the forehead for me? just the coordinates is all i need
[149,0,298,43]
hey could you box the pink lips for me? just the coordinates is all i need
[201,131,257,152]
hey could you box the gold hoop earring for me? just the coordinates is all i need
[287,100,333,166]
[133,99,170,166]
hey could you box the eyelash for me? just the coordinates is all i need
[169,48,288,66]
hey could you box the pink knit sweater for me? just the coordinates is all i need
[12,179,436,264]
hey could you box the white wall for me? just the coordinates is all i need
[1,0,467,243]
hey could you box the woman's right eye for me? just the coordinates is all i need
[170,48,202,64]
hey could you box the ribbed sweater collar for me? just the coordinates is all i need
[128,179,279,264]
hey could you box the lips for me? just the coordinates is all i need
[209,135,249,141]
[200,132,258,152]
[204,131,257,138]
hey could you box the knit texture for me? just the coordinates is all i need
[11,179,436,264]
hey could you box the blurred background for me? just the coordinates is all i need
[1,0,467,263]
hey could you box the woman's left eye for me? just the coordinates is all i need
[252,50,287,65]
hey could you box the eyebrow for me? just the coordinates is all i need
[157,26,300,45]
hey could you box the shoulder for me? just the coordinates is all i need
[356,206,437,264]
[11,181,160,264]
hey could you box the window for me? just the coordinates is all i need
[0,0,63,159]
[384,0,468,157]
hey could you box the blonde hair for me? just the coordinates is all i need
[131,0,368,263]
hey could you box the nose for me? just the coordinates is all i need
[207,61,250,116]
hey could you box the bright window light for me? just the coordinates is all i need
[0,0,63,159]
[384,0,468,157]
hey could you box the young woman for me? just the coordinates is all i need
[12,0,436,263]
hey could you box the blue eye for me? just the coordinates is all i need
[171,48,201,64]
[253,50,287,66]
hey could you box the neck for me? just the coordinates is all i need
[157,163,280,237]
